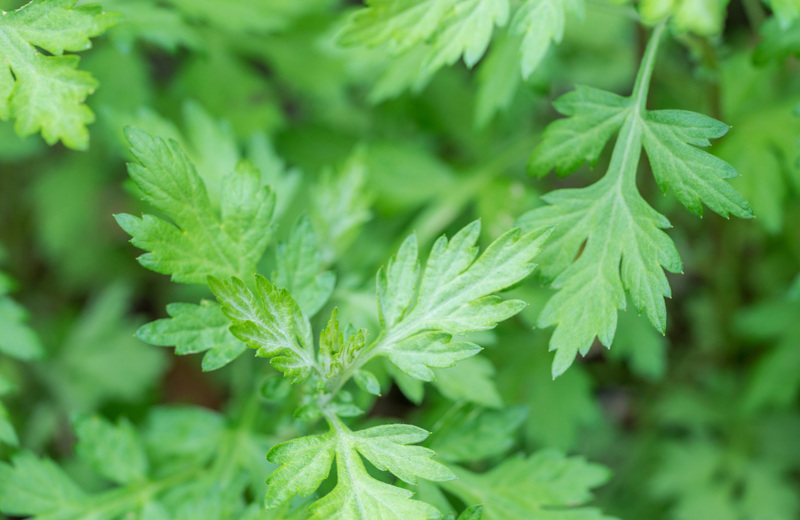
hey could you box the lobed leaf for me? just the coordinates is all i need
[528,86,631,177]
[441,450,613,520]
[519,169,682,377]
[642,110,753,218]
[522,26,751,376]
[375,221,549,381]
[116,128,275,285]
[266,420,452,520]
[0,0,119,149]
[137,300,246,372]
[210,275,318,383]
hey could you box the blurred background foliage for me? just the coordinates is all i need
[0,0,798,519]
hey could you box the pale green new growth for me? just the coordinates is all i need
[319,309,369,380]
[518,23,752,377]
[441,451,614,520]
[137,300,245,372]
[210,275,318,383]
[116,128,275,285]
[0,0,119,149]
[265,419,453,520]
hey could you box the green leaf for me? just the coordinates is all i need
[273,217,336,318]
[0,452,87,516]
[440,450,613,520]
[519,181,681,376]
[377,233,420,329]
[420,0,509,72]
[116,128,275,284]
[430,405,527,463]
[652,439,800,520]
[641,110,753,218]
[353,369,382,396]
[102,0,200,53]
[510,0,583,79]
[45,284,167,411]
[527,86,631,177]
[349,424,454,484]
[319,308,369,383]
[388,332,481,382]
[456,505,484,520]
[340,0,509,92]
[754,18,800,64]
[735,296,800,411]
[474,32,523,128]
[432,355,503,408]
[0,0,119,149]
[74,415,148,485]
[137,300,246,372]
[266,420,453,520]
[519,24,750,376]
[310,149,372,265]
[375,221,549,381]
[210,275,319,383]
[144,406,225,466]
[339,0,457,53]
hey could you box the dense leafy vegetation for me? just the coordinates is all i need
[0,0,798,519]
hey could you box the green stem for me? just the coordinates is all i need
[608,21,666,187]
[632,21,666,113]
